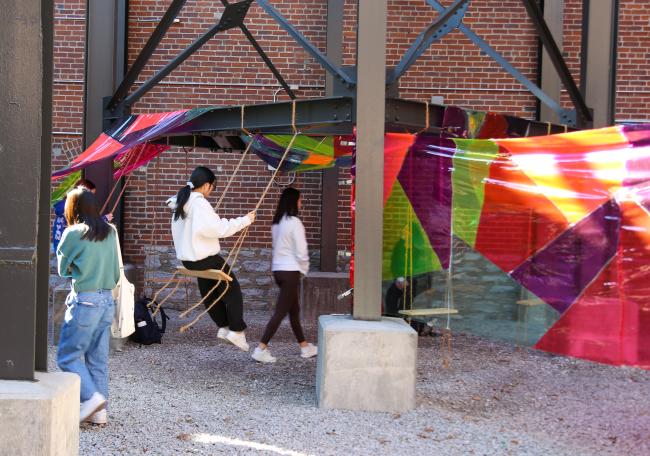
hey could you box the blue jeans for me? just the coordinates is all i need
[57,289,114,403]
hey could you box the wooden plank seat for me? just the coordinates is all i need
[399,308,459,317]
[176,266,232,282]
[516,298,544,307]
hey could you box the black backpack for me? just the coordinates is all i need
[130,297,169,345]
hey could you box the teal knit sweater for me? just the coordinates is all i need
[57,224,120,293]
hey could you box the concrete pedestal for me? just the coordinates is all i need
[316,315,417,412]
[0,372,80,456]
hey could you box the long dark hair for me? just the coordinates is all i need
[174,166,216,221]
[272,187,300,225]
[64,187,111,242]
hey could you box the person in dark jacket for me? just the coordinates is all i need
[52,178,112,251]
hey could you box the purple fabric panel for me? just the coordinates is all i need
[398,135,455,269]
[442,106,468,138]
[511,200,621,314]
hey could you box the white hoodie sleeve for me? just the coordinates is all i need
[193,197,251,239]
[292,218,310,275]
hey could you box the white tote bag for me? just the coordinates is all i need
[111,228,136,338]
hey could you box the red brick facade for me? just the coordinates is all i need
[52,1,650,301]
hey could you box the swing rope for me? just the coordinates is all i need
[100,146,141,215]
[215,106,255,211]
[153,101,301,333]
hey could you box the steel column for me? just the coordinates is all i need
[84,0,128,212]
[583,0,618,127]
[539,0,564,124]
[353,0,387,321]
[0,0,52,380]
[320,0,345,272]
[521,0,592,126]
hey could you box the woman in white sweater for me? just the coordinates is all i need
[168,166,255,351]
[252,187,317,363]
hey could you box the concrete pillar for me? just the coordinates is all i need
[316,0,418,413]
[353,0,387,321]
[0,373,80,456]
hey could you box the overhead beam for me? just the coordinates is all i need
[107,0,187,112]
[353,0,387,321]
[520,0,592,127]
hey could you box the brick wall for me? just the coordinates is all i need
[51,1,650,309]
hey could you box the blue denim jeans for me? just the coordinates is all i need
[57,289,114,403]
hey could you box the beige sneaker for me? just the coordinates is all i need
[300,343,318,359]
[217,327,230,342]
[252,347,277,363]
[88,409,107,425]
[80,392,106,423]
[225,330,250,351]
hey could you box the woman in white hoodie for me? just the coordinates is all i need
[169,166,255,351]
[252,187,317,363]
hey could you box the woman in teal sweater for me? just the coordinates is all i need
[56,187,120,424]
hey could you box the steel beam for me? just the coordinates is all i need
[388,0,470,84]
[353,0,387,321]
[257,0,355,88]
[122,0,253,109]
[0,0,52,380]
[171,97,354,136]
[107,0,187,112]
[425,0,565,122]
[521,0,592,126]
[320,0,345,272]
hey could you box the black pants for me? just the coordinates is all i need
[182,254,246,332]
[261,271,306,345]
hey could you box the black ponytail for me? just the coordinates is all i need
[272,187,300,224]
[174,166,216,221]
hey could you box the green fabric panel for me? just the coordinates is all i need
[265,135,334,158]
[51,171,81,206]
[451,139,499,247]
[383,181,441,280]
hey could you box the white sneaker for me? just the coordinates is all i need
[252,347,277,363]
[300,343,318,359]
[88,409,107,425]
[217,327,230,341]
[225,330,250,352]
[80,392,106,423]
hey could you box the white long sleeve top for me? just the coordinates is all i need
[271,215,310,275]
[168,192,251,262]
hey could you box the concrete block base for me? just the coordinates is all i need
[316,315,417,412]
[0,372,80,456]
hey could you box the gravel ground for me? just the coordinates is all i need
[49,310,650,456]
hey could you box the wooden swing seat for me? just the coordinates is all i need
[176,267,233,282]
[399,308,459,317]
[516,298,544,307]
